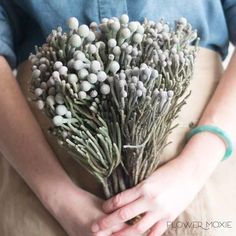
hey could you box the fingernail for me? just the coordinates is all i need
[91,223,100,233]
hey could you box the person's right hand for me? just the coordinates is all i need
[48,184,126,236]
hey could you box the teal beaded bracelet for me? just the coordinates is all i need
[186,125,234,161]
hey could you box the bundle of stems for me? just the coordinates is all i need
[29,15,199,199]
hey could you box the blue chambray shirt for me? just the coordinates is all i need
[0,0,236,69]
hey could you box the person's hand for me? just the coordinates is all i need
[91,154,211,236]
[48,185,125,236]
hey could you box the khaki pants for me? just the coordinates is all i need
[0,48,235,236]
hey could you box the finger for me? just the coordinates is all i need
[91,227,113,236]
[103,186,142,213]
[112,212,161,236]
[111,223,128,233]
[148,218,169,236]
[92,230,110,236]
[91,222,126,236]
[92,198,148,232]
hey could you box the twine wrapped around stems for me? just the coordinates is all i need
[29,14,199,200]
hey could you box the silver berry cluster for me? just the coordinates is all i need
[29,15,199,198]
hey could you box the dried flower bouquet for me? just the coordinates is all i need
[29,14,199,199]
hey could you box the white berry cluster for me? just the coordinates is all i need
[29,15,198,198]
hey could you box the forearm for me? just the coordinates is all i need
[180,48,236,177]
[0,57,80,213]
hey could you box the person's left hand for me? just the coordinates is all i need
[91,154,211,236]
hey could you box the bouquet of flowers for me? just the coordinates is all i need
[29,14,199,199]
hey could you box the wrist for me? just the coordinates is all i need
[178,131,225,180]
[183,130,225,160]
[40,178,86,218]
